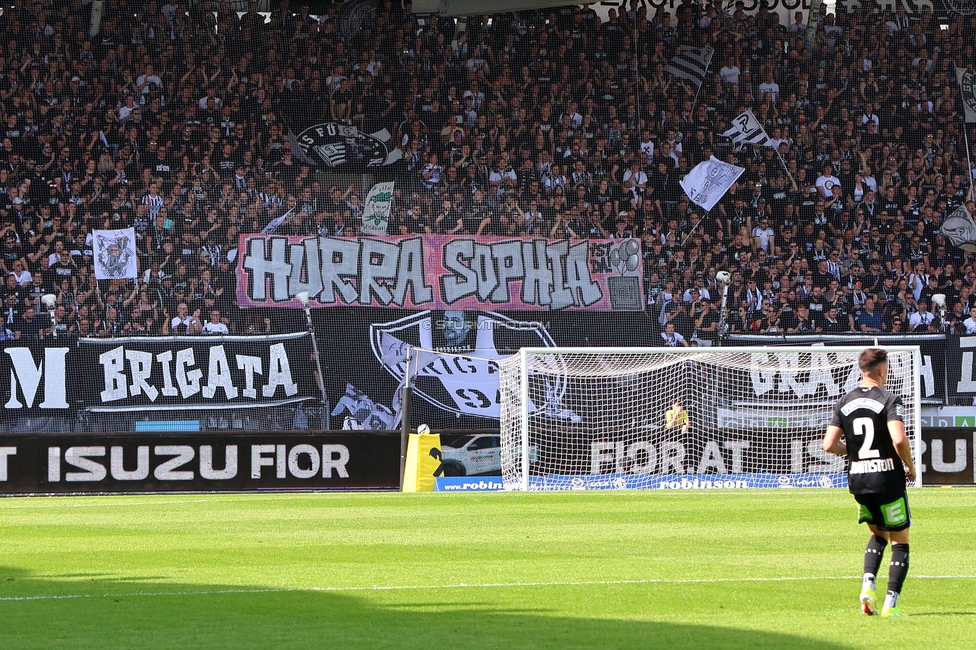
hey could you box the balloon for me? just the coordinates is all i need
[623,239,640,257]
[626,254,640,271]
[609,249,621,266]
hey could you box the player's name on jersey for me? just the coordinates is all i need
[849,458,896,474]
[840,397,885,416]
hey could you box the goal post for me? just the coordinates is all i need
[499,346,923,492]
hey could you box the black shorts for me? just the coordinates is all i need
[854,490,912,532]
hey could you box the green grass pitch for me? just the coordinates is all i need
[1,489,974,649]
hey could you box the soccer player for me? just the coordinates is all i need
[822,348,917,617]
[665,400,690,435]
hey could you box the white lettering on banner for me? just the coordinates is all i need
[590,440,751,475]
[65,446,107,482]
[0,446,15,481]
[202,346,238,400]
[97,344,297,403]
[277,444,287,479]
[110,446,150,481]
[236,355,263,399]
[791,440,845,473]
[199,446,238,480]
[749,352,849,398]
[288,444,320,479]
[250,444,349,479]
[657,478,750,490]
[322,445,350,478]
[44,444,329,484]
[154,446,195,481]
[251,444,275,479]
[48,447,60,482]
[957,337,976,393]
[264,345,298,398]
[4,348,70,409]
[156,350,179,397]
[930,438,967,473]
[697,441,727,474]
[242,236,627,310]
[176,349,202,398]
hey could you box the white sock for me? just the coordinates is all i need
[862,574,876,593]
[884,591,899,610]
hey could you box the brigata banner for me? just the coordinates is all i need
[0,432,400,494]
[236,234,644,312]
[75,333,319,411]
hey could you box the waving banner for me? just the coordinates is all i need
[722,109,771,150]
[236,234,644,311]
[680,156,745,212]
[955,67,976,124]
[940,205,976,253]
[293,122,402,169]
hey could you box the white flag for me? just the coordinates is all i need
[955,67,976,124]
[722,109,770,149]
[93,228,139,280]
[261,208,294,235]
[679,156,745,212]
[361,182,395,235]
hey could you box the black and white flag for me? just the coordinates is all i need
[955,67,976,124]
[664,45,714,88]
[679,156,745,212]
[294,123,402,170]
[722,109,770,150]
[940,204,976,253]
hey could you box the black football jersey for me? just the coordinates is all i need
[829,386,906,495]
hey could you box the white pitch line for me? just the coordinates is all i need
[2,575,974,603]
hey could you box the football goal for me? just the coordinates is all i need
[498,346,922,491]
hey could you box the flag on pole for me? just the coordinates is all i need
[722,109,770,149]
[361,181,395,235]
[955,67,976,124]
[939,204,976,253]
[679,156,745,212]
[93,228,138,280]
[261,208,295,235]
[664,45,714,88]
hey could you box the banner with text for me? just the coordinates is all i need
[0,432,400,494]
[946,335,976,400]
[728,334,947,403]
[74,333,320,411]
[236,234,644,312]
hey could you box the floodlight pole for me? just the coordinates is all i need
[302,303,331,430]
[717,279,730,342]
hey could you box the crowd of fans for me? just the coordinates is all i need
[0,0,975,343]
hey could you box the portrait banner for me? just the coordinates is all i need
[93,228,138,280]
[360,182,394,236]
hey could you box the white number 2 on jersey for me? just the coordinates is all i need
[853,417,880,460]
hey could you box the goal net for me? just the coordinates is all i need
[498,347,922,491]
